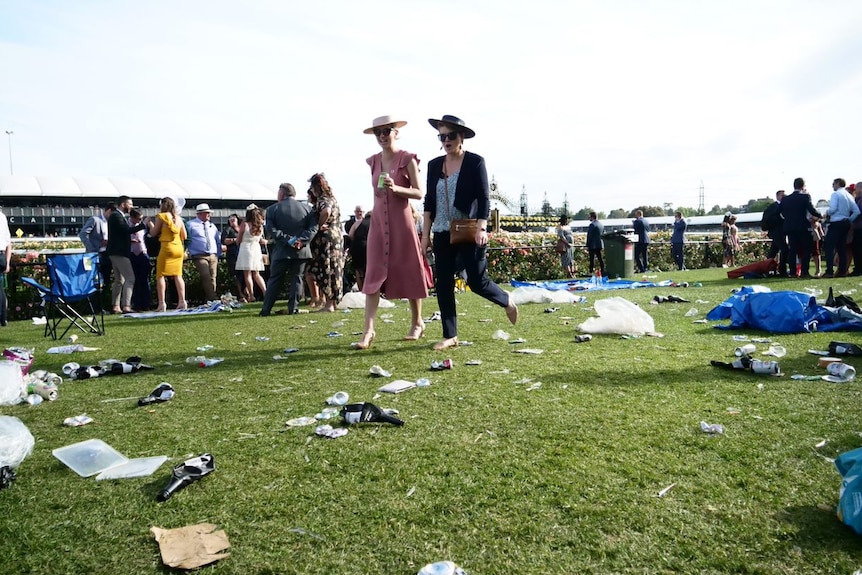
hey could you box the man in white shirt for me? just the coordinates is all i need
[823,177,860,278]
[0,209,12,326]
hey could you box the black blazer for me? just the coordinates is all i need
[780,191,819,233]
[424,151,490,222]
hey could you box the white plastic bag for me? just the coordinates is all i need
[0,360,26,406]
[576,297,655,335]
[508,286,580,305]
[337,292,396,309]
[0,416,35,468]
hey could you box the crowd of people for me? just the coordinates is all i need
[763,177,862,278]
[67,114,519,351]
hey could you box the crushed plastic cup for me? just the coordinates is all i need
[430,359,453,371]
[683,308,698,317]
[326,391,349,406]
[197,357,224,368]
[763,344,786,358]
[63,414,93,427]
[492,329,510,340]
[369,365,392,378]
[415,378,431,387]
[700,421,724,435]
[734,344,756,357]
[62,362,81,376]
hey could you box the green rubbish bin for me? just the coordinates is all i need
[602,232,636,279]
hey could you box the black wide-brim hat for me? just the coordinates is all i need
[428,114,475,139]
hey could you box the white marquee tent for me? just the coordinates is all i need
[0,176,278,202]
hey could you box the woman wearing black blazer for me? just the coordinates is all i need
[421,115,518,351]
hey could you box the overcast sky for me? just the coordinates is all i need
[2,0,862,214]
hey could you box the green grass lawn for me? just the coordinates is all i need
[2,268,861,574]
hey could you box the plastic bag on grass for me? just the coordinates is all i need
[508,286,580,305]
[0,360,26,405]
[0,416,35,468]
[576,297,655,335]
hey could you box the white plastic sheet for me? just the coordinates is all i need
[577,297,655,335]
[336,292,396,309]
[0,361,25,406]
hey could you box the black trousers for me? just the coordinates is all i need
[671,243,684,270]
[767,232,788,276]
[588,248,605,275]
[129,252,151,310]
[261,258,307,314]
[786,230,813,277]
[824,219,851,275]
[433,232,509,339]
[634,243,649,272]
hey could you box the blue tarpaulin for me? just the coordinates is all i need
[706,286,862,333]
[511,278,673,292]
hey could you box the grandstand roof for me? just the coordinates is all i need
[0,176,278,202]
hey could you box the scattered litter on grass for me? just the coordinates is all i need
[378,380,417,393]
[700,421,724,435]
[808,349,830,356]
[757,383,764,392]
[732,335,749,342]
[492,329,510,340]
[283,348,299,354]
[544,307,560,313]
[331,321,344,328]
[657,483,676,498]
[340,402,404,426]
[692,319,708,324]
[314,425,348,439]
[513,377,533,385]
[47,344,101,354]
[513,349,544,354]
[465,360,482,365]
[751,337,772,344]
[490,369,510,374]
[735,344,756,357]
[272,355,286,361]
[525,382,542,391]
[255,336,270,342]
[684,308,698,317]
[763,344,786,358]
[315,407,340,420]
[63,414,93,427]
[426,312,441,322]
[574,335,592,343]
[326,392,349,406]
[695,299,710,304]
[478,318,492,323]
[815,439,827,448]
[790,374,821,381]
[726,407,741,414]
[430,359,453,371]
[138,383,175,406]
[286,417,316,427]
[326,332,343,338]
[459,341,474,346]
[369,365,392,377]
[417,561,469,575]
[196,345,214,352]
[823,362,856,382]
[509,338,526,344]
[288,527,325,540]
[151,523,230,570]
[406,486,416,497]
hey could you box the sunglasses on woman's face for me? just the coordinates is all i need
[437,132,459,142]
[373,127,394,137]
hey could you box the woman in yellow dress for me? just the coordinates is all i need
[146,196,187,311]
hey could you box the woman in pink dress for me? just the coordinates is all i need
[354,115,429,349]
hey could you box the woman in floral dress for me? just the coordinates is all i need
[306,173,344,312]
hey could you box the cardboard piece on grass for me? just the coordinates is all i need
[150,523,231,569]
[378,379,417,393]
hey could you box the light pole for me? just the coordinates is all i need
[4,130,12,175]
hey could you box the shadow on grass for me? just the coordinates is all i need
[775,504,861,552]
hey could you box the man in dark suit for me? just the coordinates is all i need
[632,210,650,273]
[780,177,821,278]
[260,183,318,316]
[763,190,788,276]
[586,211,605,275]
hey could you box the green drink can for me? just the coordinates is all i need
[377,172,389,189]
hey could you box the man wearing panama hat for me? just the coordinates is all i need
[187,203,223,301]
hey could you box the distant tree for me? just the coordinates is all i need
[747,198,772,212]
[629,206,665,218]
[572,207,594,220]
[607,208,628,219]
[596,211,606,220]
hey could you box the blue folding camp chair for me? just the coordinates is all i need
[21,252,105,340]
